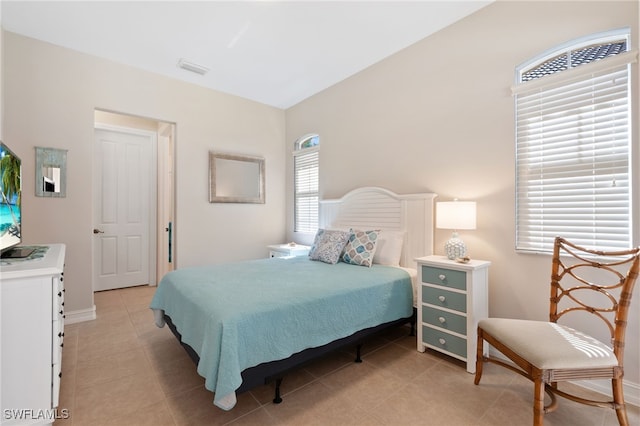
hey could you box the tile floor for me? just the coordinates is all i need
[57,285,639,425]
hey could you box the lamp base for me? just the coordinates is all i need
[444,233,467,260]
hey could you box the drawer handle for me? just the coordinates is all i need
[438,316,446,324]
[438,338,446,345]
[438,295,446,302]
[438,274,446,281]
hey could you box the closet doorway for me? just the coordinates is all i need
[92,110,175,291]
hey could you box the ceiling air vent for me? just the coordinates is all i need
[177,58,209,75]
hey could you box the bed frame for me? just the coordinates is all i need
[165,187,436,405]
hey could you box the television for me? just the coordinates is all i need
[0,142,29,258]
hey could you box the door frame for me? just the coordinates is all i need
[93,122,158,289]
[157,122,176,280]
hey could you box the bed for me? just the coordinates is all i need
[150,187,436,410]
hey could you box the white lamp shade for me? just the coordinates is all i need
[436,201,477,230]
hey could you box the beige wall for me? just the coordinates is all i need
[3,32,287,318]
[285,1,640,398]
[3,0,638,403]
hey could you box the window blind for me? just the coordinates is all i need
[294,149,319,233]
[515,59,632,253]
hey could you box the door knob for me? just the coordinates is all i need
[93,229,104,234]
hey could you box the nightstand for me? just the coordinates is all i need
[416,255,490,373]
[268,244,310,258]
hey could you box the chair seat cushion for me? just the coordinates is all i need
[478,318,618,370]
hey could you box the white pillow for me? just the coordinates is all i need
[373,231,405,267]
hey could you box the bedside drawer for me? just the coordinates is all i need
[421,266,466,290]
[422,308,466,335]
[422,286,466,312]
[270,251,289,258]
[423,326,467,358]
[268,244,310,259]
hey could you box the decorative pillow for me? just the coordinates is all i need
[373,230,405,267]
[342,229,380,267]
[308,229,350,264]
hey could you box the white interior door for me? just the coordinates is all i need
[93,127,156,291]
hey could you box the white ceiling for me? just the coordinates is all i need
[1,1,492,109]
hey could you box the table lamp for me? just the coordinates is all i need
[436,200,476,260]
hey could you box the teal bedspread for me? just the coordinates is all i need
[149,256,412,410]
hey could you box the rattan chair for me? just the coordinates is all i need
[474,237,640,426]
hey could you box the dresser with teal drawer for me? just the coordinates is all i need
[416,255,490,373]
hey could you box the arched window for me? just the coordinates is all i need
[293,134,319,233]
[514,28,636,253]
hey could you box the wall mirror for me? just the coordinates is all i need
[35,147,68,197]
[209,152,265,203]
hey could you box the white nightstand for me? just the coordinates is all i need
[268,244,310,258]
[415,255,490,373]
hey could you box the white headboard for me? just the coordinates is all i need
[319,187,437,269]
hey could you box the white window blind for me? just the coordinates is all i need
[515,41,636,253]
[294,147,319,233]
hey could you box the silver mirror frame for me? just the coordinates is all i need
[35,147,68,198]
[209,152,265,204]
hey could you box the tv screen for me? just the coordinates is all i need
[0,142,22,254]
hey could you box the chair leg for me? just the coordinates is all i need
[612,378,629,426]
[474,331,484,385]
[533,378,545,426]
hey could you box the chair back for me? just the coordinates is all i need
[549,237,640,363]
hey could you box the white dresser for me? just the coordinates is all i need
[416,255,490,373]
[1,244,66,425]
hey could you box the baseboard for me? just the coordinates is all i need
[65,305,96,324]
[488,348,639,408]
[574,378,640,408]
